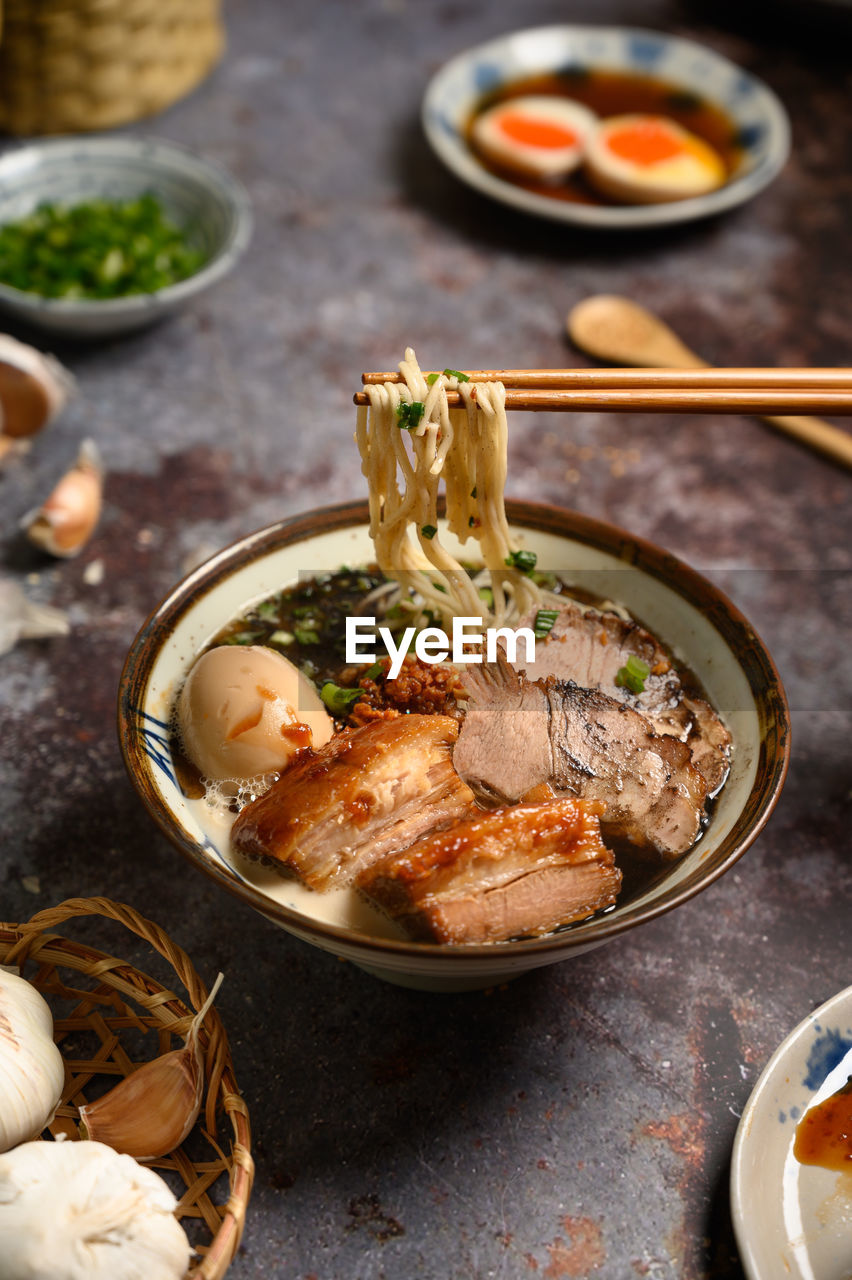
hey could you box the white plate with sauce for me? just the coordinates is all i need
[731,984,852,1280]
[422,25,791,228]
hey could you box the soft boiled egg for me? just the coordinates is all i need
[471,95,598,180]
[584,114,726,204]
[177,643,333,782]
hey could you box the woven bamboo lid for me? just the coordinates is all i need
[1,896,254,1280]
[0,0,225,135]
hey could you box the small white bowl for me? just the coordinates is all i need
[731,984,852,1280]
[422,25,791,228]
[0,136,252,338]
[119,501,790,992]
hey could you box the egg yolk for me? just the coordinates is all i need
[496,112,579,150]
[605,119,688,167]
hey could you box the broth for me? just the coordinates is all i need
[467,67,744,206]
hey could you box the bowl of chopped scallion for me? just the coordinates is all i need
[0,137,252,338]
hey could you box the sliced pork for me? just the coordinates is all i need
[359,796,621,944]
[231,714,475,889]
[454,654,708,859]
[515,601,730,790]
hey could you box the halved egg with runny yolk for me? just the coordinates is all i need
[471,95,598,181]
[584,114,727,204]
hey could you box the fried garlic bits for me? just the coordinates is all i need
[22,438,103,558]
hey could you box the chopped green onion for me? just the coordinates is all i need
[0,194,206,300]
[478,587,494,608]
[225,630,262,646]
[504,549,538,575]
[254,600,279,620]
[615,654,651,694]
[320,683,364,715]
[421,524,438,539]
[533,609,559,639]
[363,661,384,681]
[396,401,425,430]
[268,629,294,647]
[442,368,470,382]
[293,626,321,646]
[426,372,439,385]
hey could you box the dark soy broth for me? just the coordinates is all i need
[467,67,744,205]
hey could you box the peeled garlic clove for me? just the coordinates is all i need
[0,968,66,1153]
[79,972,223,1161]
[23,437,103,558]
[0,577,69,656]
[0,334,73,439]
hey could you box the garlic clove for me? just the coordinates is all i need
[79,972,223,1161]
[22,437,103,558]
[0,334,73,439]
[0,577,69,656]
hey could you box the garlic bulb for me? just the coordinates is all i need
[0,334,73,440]
[0,1138,192,1280]
[0,968,65,1153]
[79,971,224,1161]
[22,438,103,558]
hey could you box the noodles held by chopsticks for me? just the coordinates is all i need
[356,348,542,628]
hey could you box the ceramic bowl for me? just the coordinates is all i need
[0,136,252,338]
[119,500,790,991]
[731,983,852,1280]
[422,25,791,228]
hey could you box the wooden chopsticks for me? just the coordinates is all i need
[355,367,852,415]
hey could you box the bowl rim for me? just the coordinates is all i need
[118,498,791,961]
[0,135,253,316]
[421,23,792,229]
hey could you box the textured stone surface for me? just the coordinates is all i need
[0,1,850,1277]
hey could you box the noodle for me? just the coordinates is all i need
[356,348,542,628]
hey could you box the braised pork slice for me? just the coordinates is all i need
[515,602,730,790]
[454,655,708,859]
[359,796,621,944]
[231,715,475,890]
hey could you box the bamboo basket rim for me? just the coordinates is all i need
[0,895,254,1280]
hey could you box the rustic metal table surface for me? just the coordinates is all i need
[1,1,849,1277]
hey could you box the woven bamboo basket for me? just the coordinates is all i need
[0,895,253,1280]
[0,0,225,136]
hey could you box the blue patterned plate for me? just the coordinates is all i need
[731,984,852,1279]
[422,25,790,228]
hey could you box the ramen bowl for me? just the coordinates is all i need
[119,500,790,991]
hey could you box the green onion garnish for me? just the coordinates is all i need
[396,401,425,430]
[0,194,206,300]
[504,549,538,575]
[615,654,651,694]
[421,524,438,539]
[426,372,439,385]
[533,609,559,639]
[293,626,321,646]
[320,683,364,715]
[363,661,384,681]
[442,368,470,381]
[268,629,294,647]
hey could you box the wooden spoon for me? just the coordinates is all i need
[567,294,852,469]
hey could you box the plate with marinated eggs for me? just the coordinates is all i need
[422,25,790,228]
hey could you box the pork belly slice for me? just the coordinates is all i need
[515,602,731,788]
[454,655,708,859]
[231,714,475,890]
[358,797,621,944]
